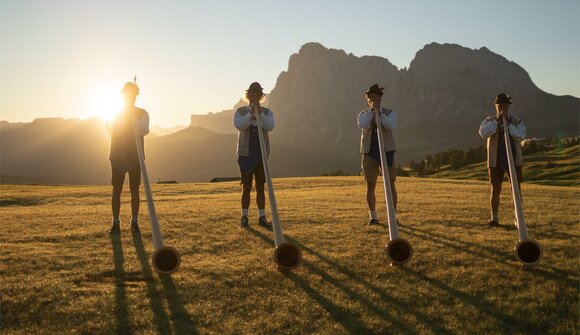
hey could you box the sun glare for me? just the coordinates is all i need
[87,83,123,121]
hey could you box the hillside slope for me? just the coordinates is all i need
[428,144,580,186]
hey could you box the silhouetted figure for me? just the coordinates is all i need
[479,93,526,228]
[107,80,150,233]
[233,82,275,228]
[357,84,398,226]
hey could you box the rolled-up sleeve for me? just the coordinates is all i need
[357,110,373,129]
[508,120,526,142]
[479,117,497,138]
[234,109,252,131]
[379,109,397,129]
[260,110,275,131]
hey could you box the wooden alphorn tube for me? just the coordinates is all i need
[253,105,302,270]
[501,116,542,266]
[133,120,181,274]
[374,108,413,265]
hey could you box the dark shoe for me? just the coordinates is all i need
[258,216,271,228]
[486,220,499,228]
[108,222,120,234]
[368,219,379,226]
[240,215,249,228]
[130,221,140,233]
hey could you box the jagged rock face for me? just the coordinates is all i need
[267,43,400,153]
[267,42,578,161]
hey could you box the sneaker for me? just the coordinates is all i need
[486,220,499,228]
[130,221,140,233]
[368,219,379,225]
[258,216,271,228]
[108,222,120,234]
[240,215,249,228]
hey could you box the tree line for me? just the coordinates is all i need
[408,136,579,175]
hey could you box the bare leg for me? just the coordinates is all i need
[366,181,376,211]
[491,183,501,217]
[241,182,252,210]
[390,180,397,211]
[112,184,123,220]
[130,184,140,220]
[255,182,266,209]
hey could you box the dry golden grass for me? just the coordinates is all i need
[1,177,578,334]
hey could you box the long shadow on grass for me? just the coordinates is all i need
[292,240,451,335]
[132,233,198,334]
[401,225,578,288]
[400,267,547,334]
[110,234,133,334]
[159,274,198,335]
[247,227,443,334]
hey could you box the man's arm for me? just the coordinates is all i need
[508,119,526,142]
[135,112,149,136]
[379,109,397,129]
[260,109,275,131]
[233,108,252,131]
[357,110,373,129]
[479,117,497,138]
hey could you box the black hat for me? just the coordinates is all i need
[495,93,512,104]
[246,82,264,94]
[365,84,384,96]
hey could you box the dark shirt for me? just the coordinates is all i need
[368,119,395,167]
[109,108,146,172]
[497,123,517,171]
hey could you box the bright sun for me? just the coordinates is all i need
[87,83,124,121]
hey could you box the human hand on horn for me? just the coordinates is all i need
[251,103,262,115]
[496,110,510,123]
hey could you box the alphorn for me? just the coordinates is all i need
[132,119,181,274]
[501,116,542,266]
[253,105,302,270]
[374,107,413,265]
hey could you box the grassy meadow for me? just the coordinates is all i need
[427,144,580,187]
[1,177,579,334]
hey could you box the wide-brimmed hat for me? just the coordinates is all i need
[365,84,384,96]
[246,82,264,95]
[495,93,512,104]
[121,82,139,95]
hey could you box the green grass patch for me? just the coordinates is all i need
[427,144,580,186]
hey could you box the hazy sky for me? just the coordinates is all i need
[1,0,579,127]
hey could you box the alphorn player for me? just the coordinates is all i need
[479,93,526,228]
[357,84,398,226]
[107,79,150,233]
[233,82,276,228]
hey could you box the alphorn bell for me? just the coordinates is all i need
[374,107,413,265]
[253,104,302,270]
[501,116,542,266]
[132,119,181,274]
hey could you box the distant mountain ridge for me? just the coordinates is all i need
[1,42,578,184]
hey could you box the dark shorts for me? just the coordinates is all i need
[362,152,396,183]
[111,162,141,188]
[489,166,523,185]
[240,160,265,186]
